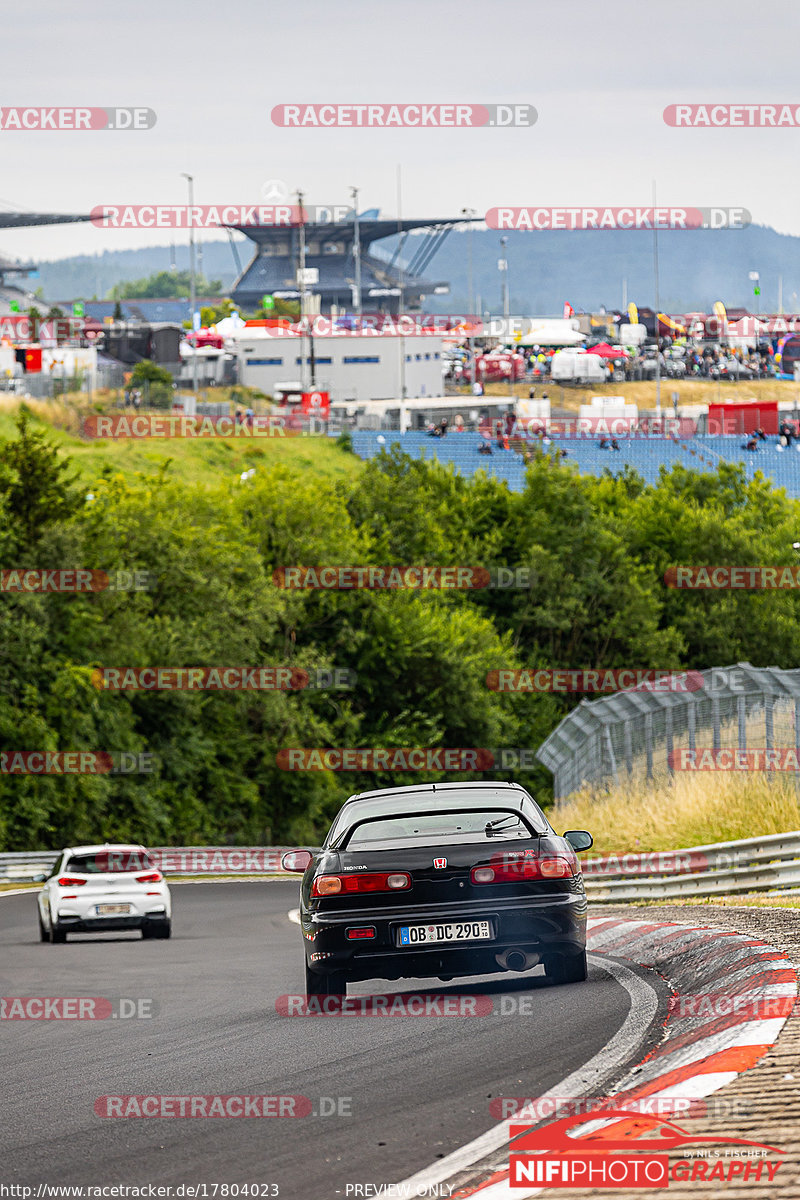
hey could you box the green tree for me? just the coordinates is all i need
[109,271,222,300]
[0,407,83,553]
[129,360,175,410]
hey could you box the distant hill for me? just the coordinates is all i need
[28,224,800,314]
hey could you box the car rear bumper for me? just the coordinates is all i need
[55,912,170,932]
[303,891,587,981]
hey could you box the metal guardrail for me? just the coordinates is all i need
[0,848,302,883]
[3,834,800,900]
[582,831,800,901]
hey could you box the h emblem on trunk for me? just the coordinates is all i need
[433,858,447,869]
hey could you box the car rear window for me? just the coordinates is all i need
[341,809,538,850]
[64,850,155,874]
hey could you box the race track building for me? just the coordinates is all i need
[227,214,462,314]
[233,325,444,403]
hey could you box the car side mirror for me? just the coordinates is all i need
[564,830,593,852]
[281,849,313,873]
[33,873,48,883]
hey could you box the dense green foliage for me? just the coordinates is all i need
[109,270,223,300]
[2,414,800,850]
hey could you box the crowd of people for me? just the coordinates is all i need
[446,339,779,388]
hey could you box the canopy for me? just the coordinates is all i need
[516,325,584,347]
[587,342,628,359]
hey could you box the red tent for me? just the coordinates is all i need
[588,343,628,359]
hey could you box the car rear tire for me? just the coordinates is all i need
[143,921,171,940]
[544,949,587,985]
[51,923,67,944]
[305,962,347,996]
[38,912,50,942]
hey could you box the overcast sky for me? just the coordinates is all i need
[2,0,799,264]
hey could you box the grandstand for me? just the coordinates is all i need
[350,430,800,496]
[227,215,463,312]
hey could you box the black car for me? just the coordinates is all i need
[282,781,593,996]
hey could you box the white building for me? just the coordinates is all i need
[231,327,444,402]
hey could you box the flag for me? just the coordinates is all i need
[563,302,574,319]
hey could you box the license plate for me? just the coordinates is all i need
[399,921,491,945]
[96,904,131,915]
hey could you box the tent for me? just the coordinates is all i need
[587,343,628,359]
[517,325,584,347]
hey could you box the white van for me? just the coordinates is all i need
[550,352,606,383]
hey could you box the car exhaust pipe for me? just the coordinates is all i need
[496,948,539,973]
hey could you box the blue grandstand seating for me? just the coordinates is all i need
[349,431,800,496]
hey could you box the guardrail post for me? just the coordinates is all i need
[688,702,696,752]
[712,698,721,750]
[665,708,674,778]
[738,695,746,749]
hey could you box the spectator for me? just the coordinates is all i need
[599,436,610,450]
[439,417,448,437]
[478,441,493,456]
[610,437,621,451]
[453,414,465,431]
[426,422,440,437]
[741,436,758,452]
[528,386,536,399]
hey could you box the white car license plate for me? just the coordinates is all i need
[96,904,131,915]
[399,921,491,946]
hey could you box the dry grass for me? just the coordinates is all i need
[466,378,800,411]
[554,773,800,855]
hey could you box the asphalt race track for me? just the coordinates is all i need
[1,883,668,1197]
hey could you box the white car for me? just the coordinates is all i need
[37,844,171,942]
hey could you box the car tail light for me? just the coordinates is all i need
[312,872,411,897]
[346,927,376,940]
[539,857,573,878]
[57,877,87,886]
[136,872,163,884]
[470,853,575,884]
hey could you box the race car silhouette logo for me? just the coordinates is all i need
[509,1108,783,1189]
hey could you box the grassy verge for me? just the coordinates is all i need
[554,773,800,856]
[0,397,362,486]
